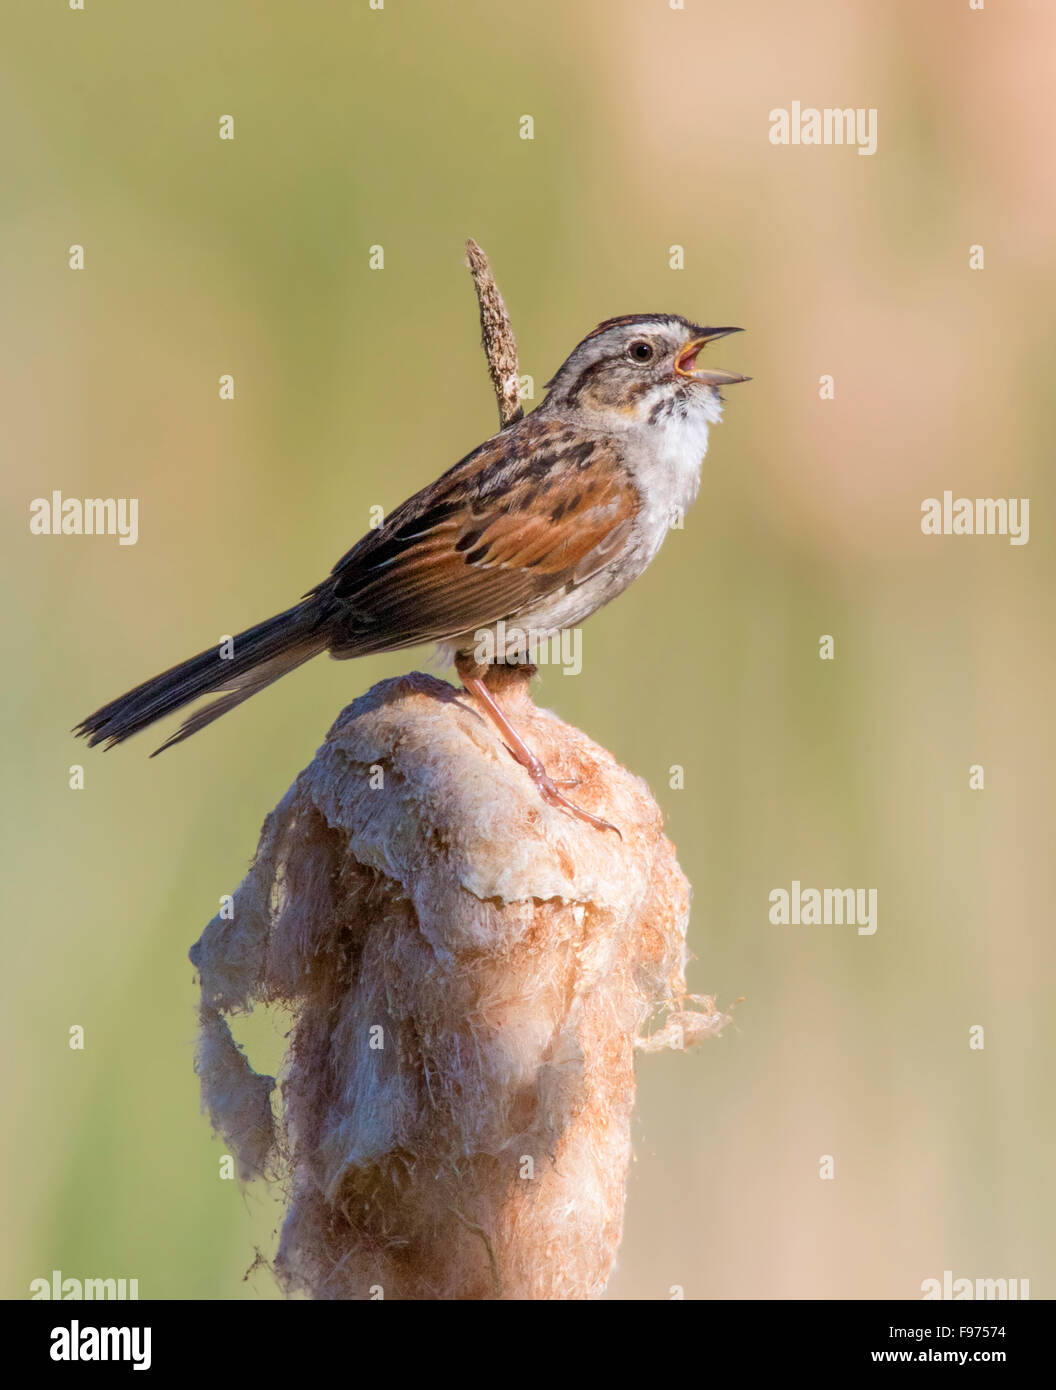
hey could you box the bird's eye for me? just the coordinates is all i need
[627,340,654,363]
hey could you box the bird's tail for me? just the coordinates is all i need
[75,599,329,754]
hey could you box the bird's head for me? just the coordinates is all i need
[541,314,749,427]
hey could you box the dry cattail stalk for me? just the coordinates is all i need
[188,244,729,1300]
[465,237,524,429]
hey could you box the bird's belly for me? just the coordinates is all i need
[508,564,631,636]
[442,517,666,667]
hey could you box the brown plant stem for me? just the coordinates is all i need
[465,237,524,429]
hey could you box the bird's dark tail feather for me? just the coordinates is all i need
[74,600,329,754]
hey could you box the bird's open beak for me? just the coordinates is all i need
[674,326,750,385]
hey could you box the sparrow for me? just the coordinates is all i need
[75,314,748,830]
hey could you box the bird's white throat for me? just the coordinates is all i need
[602,390,721,558]
[649,393,721,517]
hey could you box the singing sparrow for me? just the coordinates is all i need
[76,314,748,830]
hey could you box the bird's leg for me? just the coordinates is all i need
[457,662,620,836]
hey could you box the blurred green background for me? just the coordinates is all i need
[3,0,1053,1300]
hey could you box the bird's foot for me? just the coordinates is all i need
[460,672,621,836]
[528,764,622,837]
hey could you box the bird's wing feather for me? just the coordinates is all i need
[321,417,640,656]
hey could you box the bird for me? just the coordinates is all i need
[75,313,748,831]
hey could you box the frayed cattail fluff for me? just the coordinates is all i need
[190,670,727,1300]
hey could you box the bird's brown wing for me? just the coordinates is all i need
[320,417,640,656]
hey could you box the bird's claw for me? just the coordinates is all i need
[533,770,622,837]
